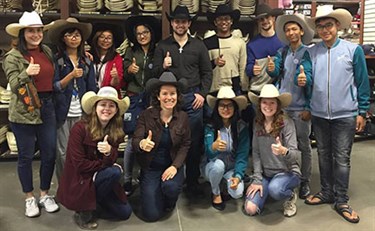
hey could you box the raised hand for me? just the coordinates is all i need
[215,54,226,67]
[71,67,84,78]
[212,130,227,152]
[297,65,307,87]
[267,55,275,72]
[253,59,261,76]
[271,136,288,156]
[140,130,155,152]
[163,51,172,69]
[128,57,139,74]
[26,57,41,76]
[110,63,118,78]
[97,135,112,155]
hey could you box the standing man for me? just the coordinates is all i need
[203,4,247,96]
[267,14,314,199]
[153,5,212,196]
[246,4,284,95]
[302,6,370,224]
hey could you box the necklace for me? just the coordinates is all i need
[164,115,173,128]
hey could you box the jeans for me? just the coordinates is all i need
[94,166,132,220]
[10,97,56,193]
[245,172,300,213]
[287,110,312,183]
[312,116,356,204]
[123,136,135,183]
[140,167,184,222]
[182,89,203,186]
[202,159,244,199]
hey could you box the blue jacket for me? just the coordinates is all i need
[307,39,370,119]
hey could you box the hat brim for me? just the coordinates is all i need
[145,77,188,94]
[48,19,92,44]
[276,14,314,45]
[207,94,248,111]
[82,91,130,115]
[6,23,49,37]
[248,91,292,108]
[88,23,124,48]
[307,9,352,31]
[166,12,198,22]
[125,16,161,45]
[207,9,241,25]
[250,8,284,20]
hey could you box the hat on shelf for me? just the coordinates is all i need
[48,17,92,44]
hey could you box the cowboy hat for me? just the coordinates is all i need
[6,11,52,37]
[307,5,352,30]
[124,15,161,45]
[251,4,283,20]
[48,17,92,44]
[81,86,130,115]
[88,23,124,48]
[207,86,248,111]
[166,5,198,21]
[207,4,241,25]
[248,84,292,108]
[145,72,188,93]
[276,13,314,45]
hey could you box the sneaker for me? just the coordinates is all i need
[74,212,98,230]
[25,197,40,218]
[283,189,297,217]
[39,195,59,213]
[123,182,134,196]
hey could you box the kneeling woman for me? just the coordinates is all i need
[132,72,190,222]
[57,86,132,229]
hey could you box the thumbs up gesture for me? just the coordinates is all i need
[97,135,112,155]
[26,57,41,76]
[163,51,172,69]
[128,57,139,74]
[212,130,227,152]
[215,54,226,67]
[297,65,307,87]
[71,67,84,78]
[110,63,118,79]
[253,59,261,76]
[271,136,288,156]
[267,55,275,72]
[139,130,155,152]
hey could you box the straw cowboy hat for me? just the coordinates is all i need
[207,86,248,111]
[48,17,92,44]
[207,4,241,25]
[81,86,130,115]
[88,23,125,48]
[145,72,188,93]
[276,13,314,45]
[248,84,292,108]
[251,4,283,20]
[308,5,352,30]
[124,15,161,44]
[6,11,52,37]
[166,5,198,21]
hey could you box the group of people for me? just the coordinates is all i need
[2,1,370,229]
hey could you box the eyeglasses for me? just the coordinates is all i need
[136,30,150,37]
[99,35,113,41]
[218,103,234,110]
[64,33,81,39]
[316,22,335,32]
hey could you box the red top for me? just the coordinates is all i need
[26,48,54,92]
[99,53,125,98]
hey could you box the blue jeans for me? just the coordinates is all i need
[123,136,135,183]
[140,167,184,222]
[312,116,356,204]
[182,89,203,186]
[245,172,300,213]
[95,166,132,220]
[10,97,56,193]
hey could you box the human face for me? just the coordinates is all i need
[257,16,275,32]
[97,31,113,51]
[96,99,118,126]
[63,29,82,49]
[315,18,338,46]
[157,85,178,111]
[260,98,278,119]
[135,25,151,47]
[284,22,303,45]
[218,99,235,120]
[214,15,233,35]
[24,27,43,49]
[171,19,191,37]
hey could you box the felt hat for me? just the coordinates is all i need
[88,23,124,48]
[248,84,292,108]
[145,72,188,93]
[207,4,241,25]
[6,11,52,37]
[48,17,92,44]
[251,4,283,20]
[124,15,161,44]
[207,86,248,111]
[307,5,352,30]
[166,5,198,21]
[276,13,314,45]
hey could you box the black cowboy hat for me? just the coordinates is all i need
[251,4,283,20]
[166,5,198,22]
[145,72,188,94]
[88,23,124,48]
[207,4,241,25]
[124,15,161,45]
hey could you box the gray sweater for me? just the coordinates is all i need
[252,116,301,184]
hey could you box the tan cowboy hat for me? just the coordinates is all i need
[248,84,292,108]
[207,86,248,111]
[48,17,92,44]
[308,5,352,30]
[81,86,130,115]
[6,11,52,37]
[276,13,314,45]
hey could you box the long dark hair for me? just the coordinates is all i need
[16,29,43,55]
[56,27,86,58]
[131,23,156,55]
[90,30,117,64]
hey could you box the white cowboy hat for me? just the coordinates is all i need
[48,17,92,44]
[81,86,130,115]
[248,84,292,108]
[207,86,248,111]
[276,13,314,45]
[5,11,52,37]
[307,5,352,31]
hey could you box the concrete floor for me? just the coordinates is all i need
[0,138,374,231]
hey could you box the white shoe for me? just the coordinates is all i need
[25,197,40,217]
[283,189,297,217]
[39,195,59,213]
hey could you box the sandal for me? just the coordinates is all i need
[304,191,334,205]
[334,203,360,223]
